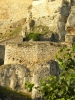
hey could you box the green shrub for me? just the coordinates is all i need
[26,33,41,41]
[25,43,75,100]
[39,43,75,100]
[25,82,34,92]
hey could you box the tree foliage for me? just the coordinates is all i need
[25,43,75,100]
[39,43,75,100]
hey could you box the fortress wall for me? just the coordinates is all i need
[4,42,61,65]
[37,42,60,62]
[4,42,38,65]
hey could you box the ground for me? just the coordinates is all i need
[0,86,32,100]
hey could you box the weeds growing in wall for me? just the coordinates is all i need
[26,33,41,41]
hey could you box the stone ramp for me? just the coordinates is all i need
[0,36,23,45]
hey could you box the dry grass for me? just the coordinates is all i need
[0,26,22,42]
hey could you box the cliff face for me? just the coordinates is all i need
[0,1,75,99]
[0,0,75,41]
[0,0,32,33]
[32,0,74,41]
[0,61,59,99]
[66,0,75,34]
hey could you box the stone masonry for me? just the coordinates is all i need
[4,42,61,65]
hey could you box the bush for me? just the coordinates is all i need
[26,33,41,41]
[25,82,34,92]
[25,44,75,100]
[39,43,75,100]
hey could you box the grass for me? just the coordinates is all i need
[26,33,41,41]
[0,86,32,100]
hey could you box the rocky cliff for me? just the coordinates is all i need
[0,0,32,33]
[0,61,59,99]
[0,0,75,100]
[32,0,75,41]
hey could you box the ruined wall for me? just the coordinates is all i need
[0,0,32,33]
[4,42,61,65]
[4,42,38,65]
[37,42,60,62]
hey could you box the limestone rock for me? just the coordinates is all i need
[32,0,72,41]
[0,61,60,99]
[32,61,60,100]
[66,6,75,29]
[0,64,30,92]
[0,0,32,33]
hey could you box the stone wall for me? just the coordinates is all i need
[4,42,61,65]
[4,42,37,65]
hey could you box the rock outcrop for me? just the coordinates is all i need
[66,1,75,34]
[0,0,75,100]
[65,0,75,42]
[0,61,60,99]
[31,0,73,41]
[0,0,32,33]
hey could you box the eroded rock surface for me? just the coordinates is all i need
[0,61,60,99]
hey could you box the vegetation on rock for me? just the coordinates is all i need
[25,33,41,41]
